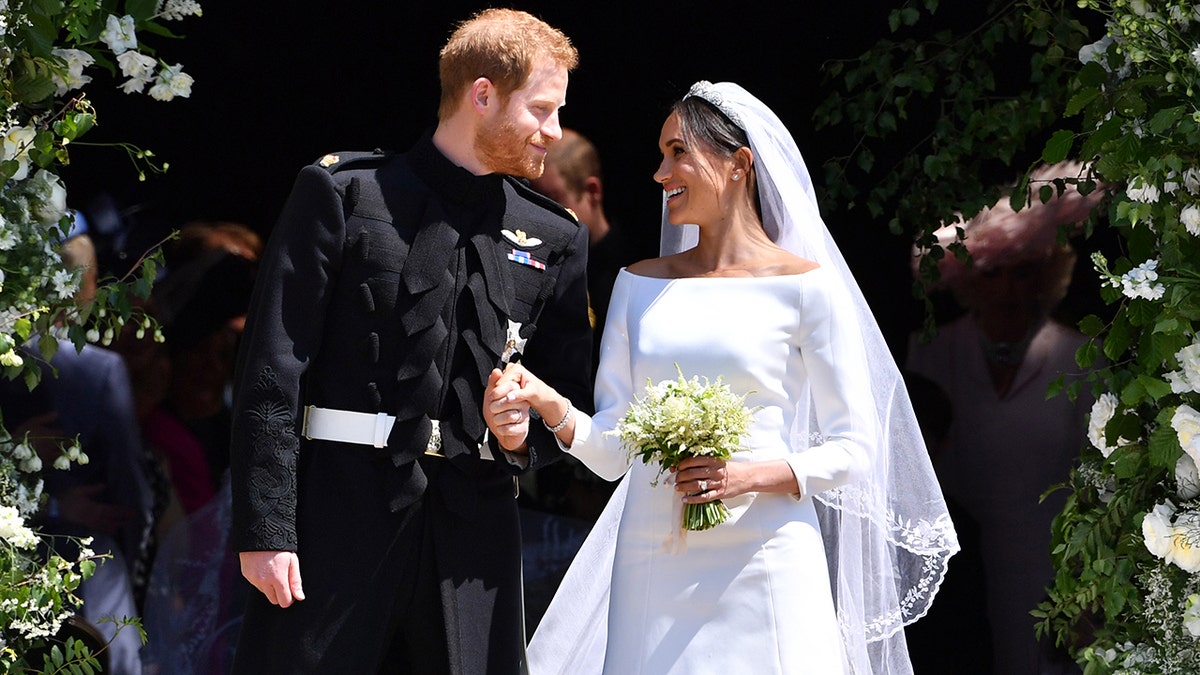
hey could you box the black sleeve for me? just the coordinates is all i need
[229,166,346,552]
[514,221,593,471]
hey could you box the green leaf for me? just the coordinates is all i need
[1149,105,1185,134]
[1136,374,1172,402]
[1042,129,1075,164]
[126,0,159,21]
[1148,419,1181,468]
[1078,314,1105,337]
[1077,339,1099,368]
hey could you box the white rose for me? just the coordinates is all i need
[2,125,36,180]
[29,170,67,226]
[1172,404,1200,466]
[1167,511,1200,573]
[1177,454,1200,500]
[1088,393,1120,457]
[1143,502,1177,559]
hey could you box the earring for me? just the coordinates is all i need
[732,172,741,181]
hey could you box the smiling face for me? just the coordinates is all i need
[653,111,737,226]
[476,57,568,179]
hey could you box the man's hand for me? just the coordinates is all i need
[484,366,531,453]
[240,550,305,607]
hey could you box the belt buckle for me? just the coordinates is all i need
[424,420,445,458]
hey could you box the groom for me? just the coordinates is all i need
[228,8,592,673]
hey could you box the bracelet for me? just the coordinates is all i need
[544,401,573,433]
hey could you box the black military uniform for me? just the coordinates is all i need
[229,133,592,673]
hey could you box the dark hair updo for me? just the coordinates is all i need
[672,96,761,218]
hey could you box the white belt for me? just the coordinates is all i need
[301,406,493,460]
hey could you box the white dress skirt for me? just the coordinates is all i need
[529,268,876,675]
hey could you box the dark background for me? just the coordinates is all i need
[57,1,994,351]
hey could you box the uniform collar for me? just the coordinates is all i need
[409,131,505,208]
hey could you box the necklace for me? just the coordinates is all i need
[978,319,1042,368]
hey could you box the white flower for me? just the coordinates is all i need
[49,48,94,96]
[1120,259,1166,300]
[1173,404,1200,464]
[12,442,33,461]
[158,0,203,20]
[0,505,38,549]
[52,455,70,471]
[85,327,100,343]
[100,14,138,55]
[1172,5,1192,27]
[1168,342,1200,393]
[1182,205,1200,235]
[117,50,156,80]
[1143,501,1177,559]
[17,453,41,473]
[51,269,77,300]
[1079,36,1113,65]
[1167,511,1200,572]
[1127,177,1161,203]
[1185,167,1200,194]
[2,124,36,180]
[29,170,68,226]
[1130,0,1150,16]
[0,349,23,367]
[0,227,15,251]
[1088,393,1123,457]
[1185,595,1200,638]
[1192,45,1200,70]
[149,63,194,101]
[1177,453,1200,500]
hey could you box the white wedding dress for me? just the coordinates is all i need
[529,266,875,675]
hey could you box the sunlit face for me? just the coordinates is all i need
[653,112,730,226]
[477,58,568,179]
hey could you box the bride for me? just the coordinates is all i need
[484,81,958,674]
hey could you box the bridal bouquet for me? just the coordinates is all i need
[610,366,757,531]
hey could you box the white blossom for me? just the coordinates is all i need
[51,455,70,471]
[1185,595,1200,638]
[1192,45,1200,70]
[17,453,40,473]
[1119,259,1166,300]
[49,48,94,96]
[50,269,76,300]
[1172,5,1192,27]
[148,63,193,101]
[0,349,23,368]
[1168,342,1200,393]
[157,0,203,20]
[1144,501,1177,559]
[0,226,16,250]
[116,51,156,94]
[1167,511,1200,572]
[1130,0,1150,16]
[1172,405,1200,465]
[0,505,37,549]
[1127,177,1161,203]
[1080,36,1113,65]
[1088,393,1124,457]
[1182,205,1200,235]
[99,14,137,55]
[2,124,36,181]
[29,170,67,226]
[1185,167,1200,194]
[1177,453,1200,500]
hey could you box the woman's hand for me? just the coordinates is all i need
[484,365,533,453]
[675,456,800,503]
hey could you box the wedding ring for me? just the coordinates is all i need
[699,480,708,492]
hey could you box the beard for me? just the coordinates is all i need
[476,113,545,179]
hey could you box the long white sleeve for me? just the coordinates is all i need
[784,271,875,498]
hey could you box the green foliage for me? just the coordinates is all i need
[820,0,1200,670]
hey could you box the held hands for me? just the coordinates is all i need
[484,363,572,452]
[240,550,305,608]
[485,365,534,453]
